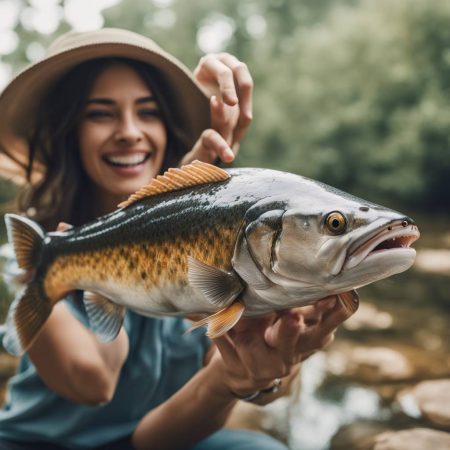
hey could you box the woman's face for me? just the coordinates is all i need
[79,63,167,210]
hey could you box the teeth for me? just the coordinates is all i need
[104,153,149,166]
[345,226,420,269]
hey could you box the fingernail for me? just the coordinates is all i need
[223,147,234,161]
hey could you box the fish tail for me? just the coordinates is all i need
[3,282,52,355]
[5,213,44,274]
[3,214,52,355]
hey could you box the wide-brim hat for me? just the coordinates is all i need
[0,28,210,184]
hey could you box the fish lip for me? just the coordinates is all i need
[344,219,420,269]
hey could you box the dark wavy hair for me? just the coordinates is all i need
[19,57,191,230]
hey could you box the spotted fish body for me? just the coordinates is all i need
[4,161,420,355]
[43,183,248,317]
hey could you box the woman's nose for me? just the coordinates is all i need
[114,114,143,144]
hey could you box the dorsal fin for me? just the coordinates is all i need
[118,160,230,208]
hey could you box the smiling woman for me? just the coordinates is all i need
[22,56,189,227]
[0,28,358,450]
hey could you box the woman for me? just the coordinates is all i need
[0,28,357,450]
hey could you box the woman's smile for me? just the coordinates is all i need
[101,151,153,168]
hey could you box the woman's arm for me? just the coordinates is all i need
[28,302,129,405]
[132,295,357,449]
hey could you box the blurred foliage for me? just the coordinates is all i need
[1,0,449,215]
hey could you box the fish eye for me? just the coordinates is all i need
[325,211,347,235]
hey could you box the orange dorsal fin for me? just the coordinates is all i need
[118,160,230,208]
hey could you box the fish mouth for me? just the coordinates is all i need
[345,219,420,269]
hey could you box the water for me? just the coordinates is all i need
[287,258,450,450]
[290,352,387,450]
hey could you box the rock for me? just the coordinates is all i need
[344,303,393,331]
[325,340,450,384]
[414,249,450,276]
[398,379,450,428]
[330,421,391,450]
[372,428,450,450]
[327,344,414,383]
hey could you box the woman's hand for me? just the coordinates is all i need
[181,53,253,166]
[211,295,358,400]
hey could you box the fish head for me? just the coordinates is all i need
[241,189,419,297]
[273,205,419,288]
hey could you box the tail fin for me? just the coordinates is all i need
[3,283,52,355]
[5,213,45,271]
[3,214,51,355]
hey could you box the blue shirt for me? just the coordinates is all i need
[0,299,211,448]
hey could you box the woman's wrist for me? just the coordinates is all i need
[204,347,285,404]
[231,378,282,402]
[201,351,241,403]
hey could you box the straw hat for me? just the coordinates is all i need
[0,28,210,184]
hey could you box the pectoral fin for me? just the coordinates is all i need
[83,291,126,342]
[188,256,244,307]
[338,290,359,314]
[186,302,245,338]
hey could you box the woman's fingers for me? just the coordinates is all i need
[194,55,238,104]
[194,53,253,147]
[264,310,303,365]
[213,53,253,137]
[180,129,234,166]
[214,53,253,146]
[264,295,355,363]
[320,294,359,335]
[210,95,237,147]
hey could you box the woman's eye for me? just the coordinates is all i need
[139,109,160,118]
[85,110,114,120]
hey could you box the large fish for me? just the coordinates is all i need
[3,161,419,355]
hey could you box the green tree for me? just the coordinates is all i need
[246,0,450,211]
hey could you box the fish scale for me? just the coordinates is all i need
[44,220,243,299]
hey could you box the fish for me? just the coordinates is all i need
[3,161,420,355]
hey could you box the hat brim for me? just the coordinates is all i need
[0,30,210,184]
